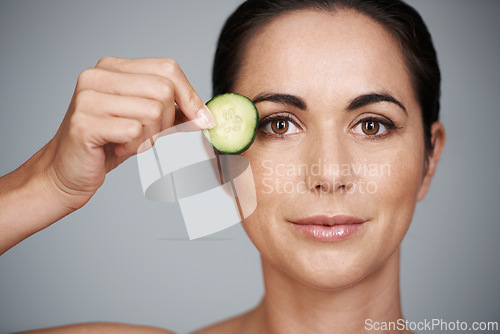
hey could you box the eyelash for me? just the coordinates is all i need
[353,116,400,139]
[258,113,302,137]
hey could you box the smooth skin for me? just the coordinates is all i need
[1,8,444,334]
[195,9,445,334]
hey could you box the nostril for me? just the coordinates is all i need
[315,183,327,191]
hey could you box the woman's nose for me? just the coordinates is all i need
[303,131,354,195]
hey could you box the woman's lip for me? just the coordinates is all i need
[289,215,366,241]
[291,214,365,226]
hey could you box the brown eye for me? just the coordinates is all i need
[271,119,289,134]
[362,121,380,135]
[260,115,302,137]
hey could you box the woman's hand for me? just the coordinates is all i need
[45,57,215,209]
[0,57,215,254]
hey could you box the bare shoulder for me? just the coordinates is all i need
[191,316,245,334]
[16,322,175,334]
[192,310,257,334]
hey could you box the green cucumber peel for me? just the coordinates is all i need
[202,93,258,154]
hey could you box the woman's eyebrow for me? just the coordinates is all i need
[347,93,408,115]
[251,92,407,114]
[252,92,307,110]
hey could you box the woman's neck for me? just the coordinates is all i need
[247,247,407,334]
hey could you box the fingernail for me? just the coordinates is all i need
[197,107,216,129]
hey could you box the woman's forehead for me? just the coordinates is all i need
[237,9,413,103]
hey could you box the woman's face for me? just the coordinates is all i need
[233,10,433,289]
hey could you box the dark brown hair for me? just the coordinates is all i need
[212,0,441,158]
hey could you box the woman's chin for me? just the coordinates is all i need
[255,235,381,292]
[271,249,378,291]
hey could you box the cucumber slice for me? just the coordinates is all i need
[202,93,258,154]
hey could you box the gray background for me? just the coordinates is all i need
[0,0,498,333]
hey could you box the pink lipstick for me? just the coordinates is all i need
[290,215,366,241]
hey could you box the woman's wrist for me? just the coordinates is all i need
[0,143,78,254]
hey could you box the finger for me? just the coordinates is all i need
[90,117,144,158]
[71,111,143,151]
[75,89,162,142]
[96,57,215,129]
[78,113,145,158]
[76,68,176,130]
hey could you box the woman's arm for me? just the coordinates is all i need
[0,141,77,255]
[0,57,215,255]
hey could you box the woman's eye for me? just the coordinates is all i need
[261,118,301,135]
[353,120,389,136]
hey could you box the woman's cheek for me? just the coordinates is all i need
[251,156,292,213]
[366,146,425,240]
[241,150,300,236]
[240,155,278,234]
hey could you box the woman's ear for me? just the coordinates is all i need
[417,121,446,202]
